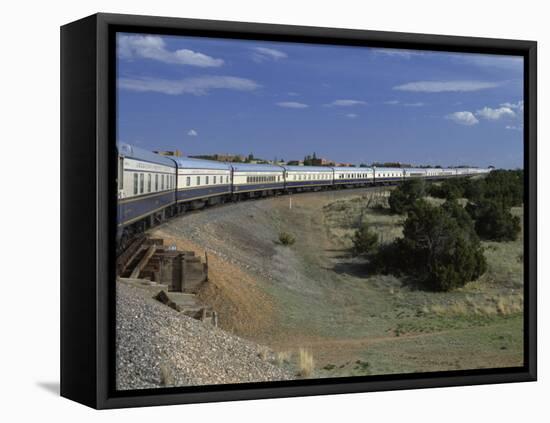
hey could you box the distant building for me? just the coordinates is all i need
[311,157,335,166]
[189,153,246,162]
[336,162,355,167]
[287,160,304,166]
[154,150,183,157]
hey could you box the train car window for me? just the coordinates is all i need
[186,176,190,187]
[206,176,209,185]
[161,174,165,190]
[196,176,201,186]
[133,173,138,195]
[155,174,158,191]
[140,173,144,194]
[147,174,151,192]
[213,175,217,184]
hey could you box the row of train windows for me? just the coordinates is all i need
[338,173,372,179]
[185,175,229,187]
[246,175,280,183]
[292,174,331,181]
[133,173,173,195]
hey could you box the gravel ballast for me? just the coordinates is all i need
[116,282,293,390]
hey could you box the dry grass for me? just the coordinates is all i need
[427,294,523,317]
[159,362,174,387]
[297,348,315,378]
[258,346,269,361]
[495,295,524,315]
[275,350,292,366]
[323,191,403,247]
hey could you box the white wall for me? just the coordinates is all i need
[1,0,546,421]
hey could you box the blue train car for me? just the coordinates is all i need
[231,163,285,195]
[333,166,374,185]
[373,167,404,183]
[282,165,333,189]
[117,143,177,228]
[173,157,232,206]
[403,168,428,179]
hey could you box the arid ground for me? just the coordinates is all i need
[151,187,524,378]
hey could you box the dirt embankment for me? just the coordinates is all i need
[149,188,524,377]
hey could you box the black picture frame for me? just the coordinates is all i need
[60,12,537,409]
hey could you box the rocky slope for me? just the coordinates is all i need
[116,282,293,390]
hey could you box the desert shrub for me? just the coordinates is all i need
[351,222,379,256]
[388,178,426,214]
[441,199,478,239]
[481,169,523,208]
[278,231,296,246]
[368,238,408,275]
[429,178,470,200]
[466,199,521,241]
[401,200,486,291]
[372,200,486,291]
[463,178,486,203]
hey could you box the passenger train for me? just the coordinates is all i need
[117,143,491,244]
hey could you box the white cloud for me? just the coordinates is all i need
[394,80,500,92]
[450,53,523,72]
[276,101,309,109]
[325,99,367,107]
[118,76,260,95]
[252,47,288,62]
[506,124,523,131]
[476,106,516,120]
[384,100,400,105]
[346,113,358,118]
[187,129,198,136]
[372,48,425,58]
[446,111,479,126]
[500,100,524,112]
[117,35,223,67]
[404,102,425,107]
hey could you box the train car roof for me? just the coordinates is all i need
[332,166,373,171]
[230,163,284,172]
[118,143,177,167]
[403,168,428,172]
[283,165,334,172]
[173,156,232,171]
[372,167,404,172]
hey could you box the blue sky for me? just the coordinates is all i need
[117,33,524,168]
